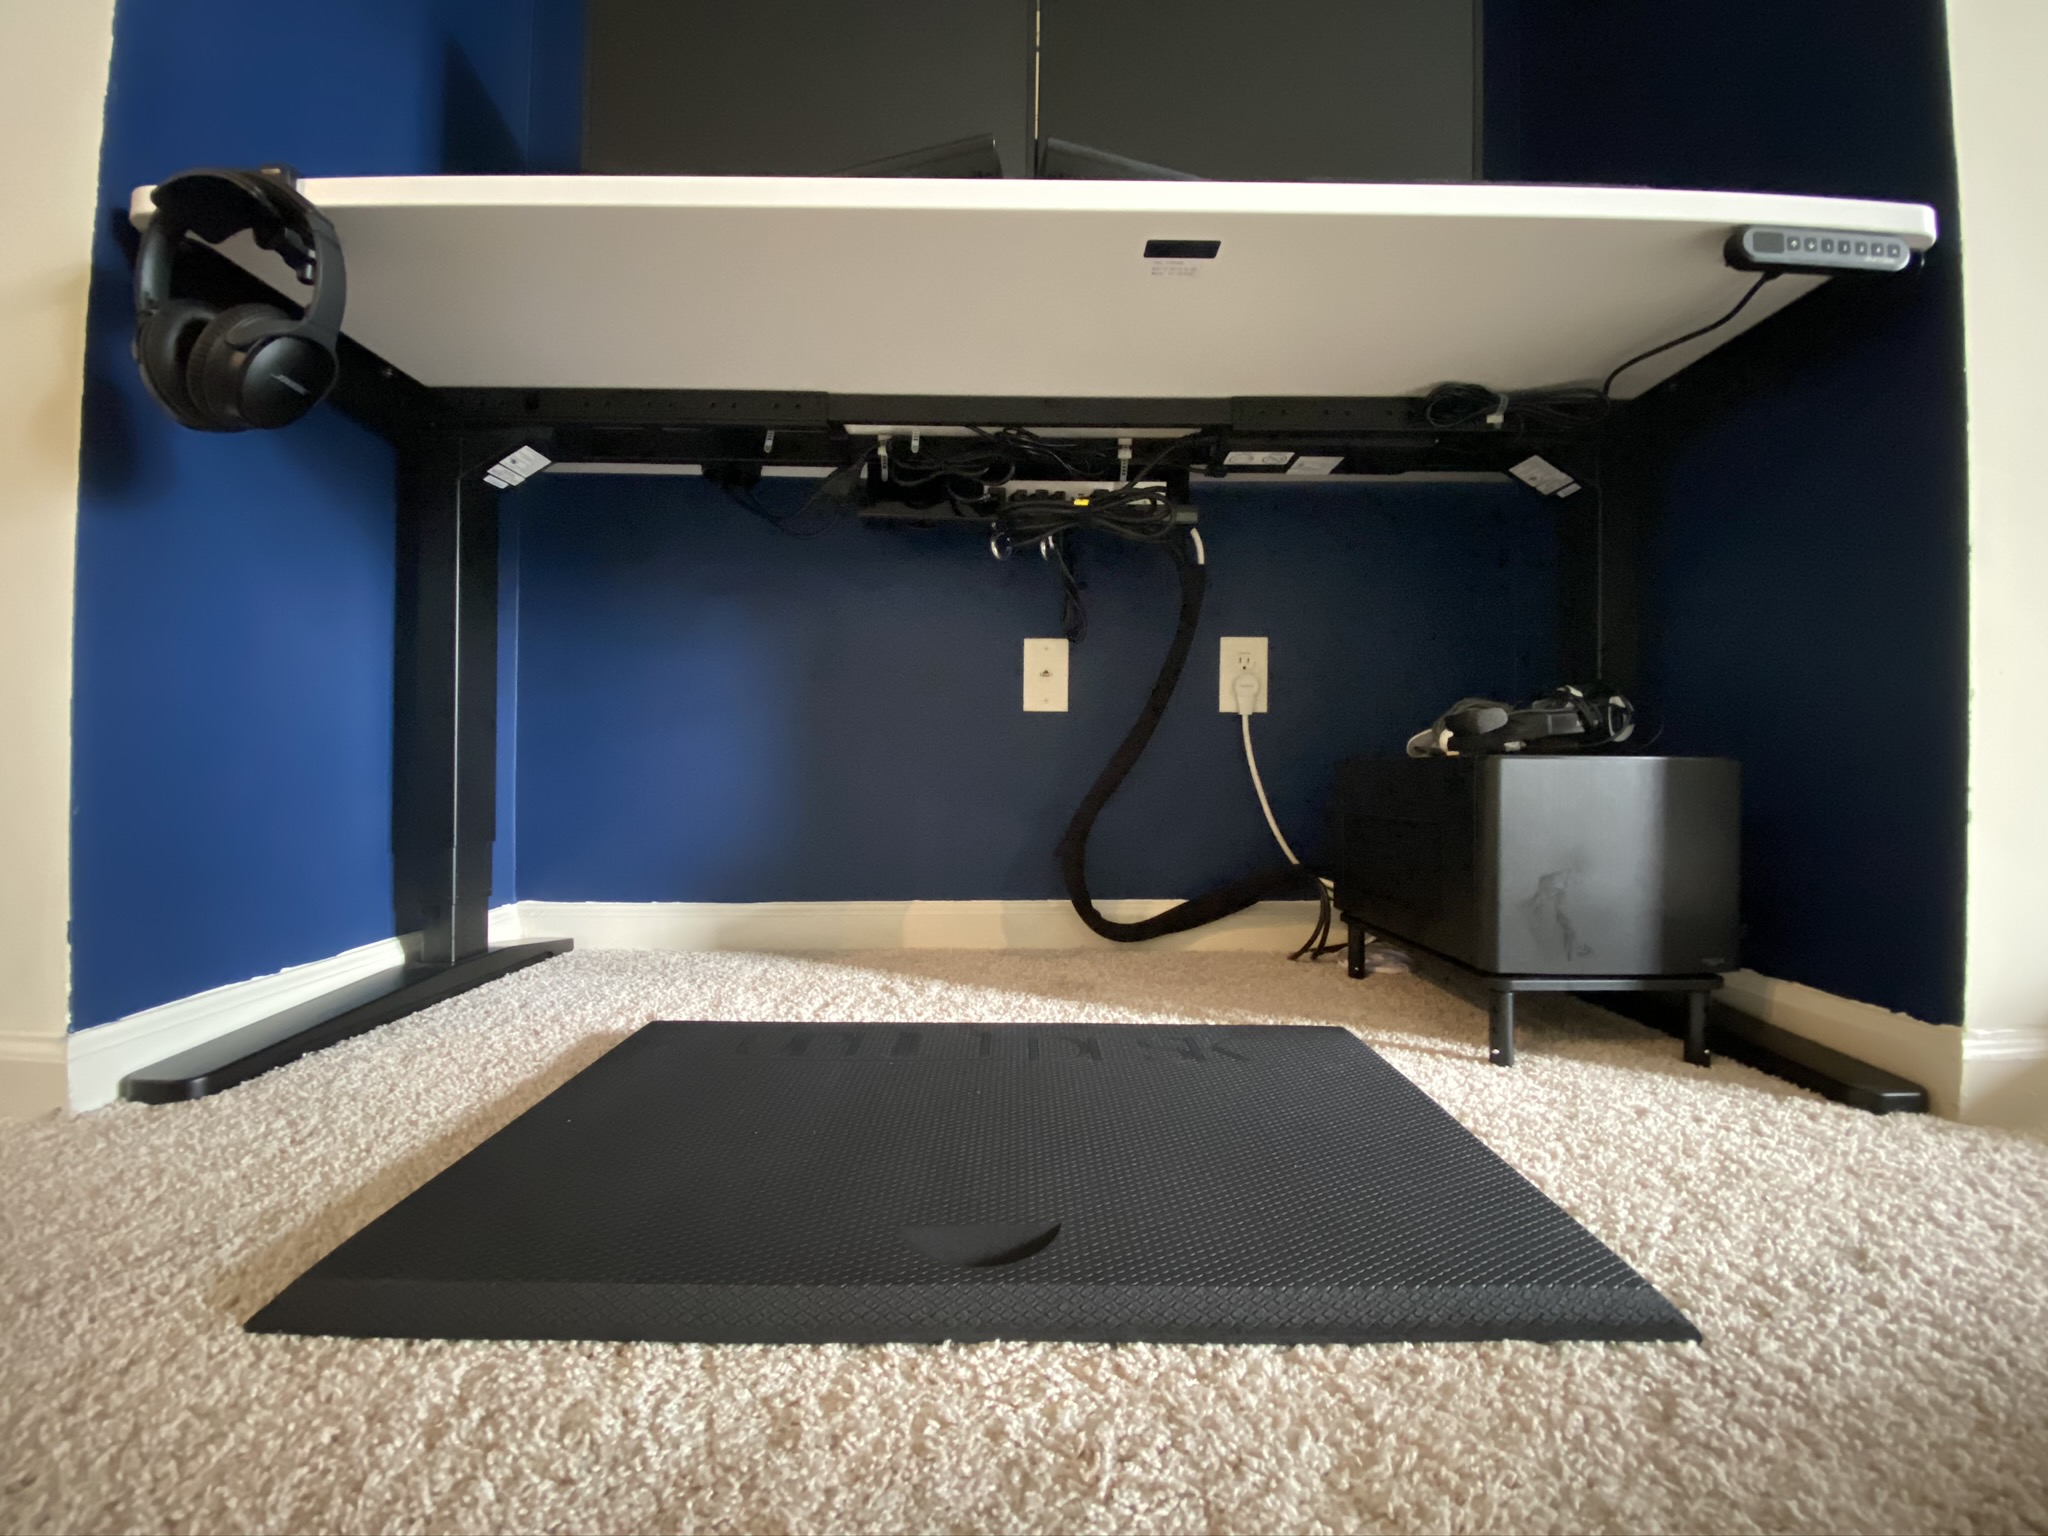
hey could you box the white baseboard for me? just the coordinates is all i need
[0,1031,68,1119]
[45,901,2043,1134]
[487,902,524,945]
[1706,972,2048,1132]
[509,898,1323,954]
[1958,1041,2048,1137]
[65,933,413,1113]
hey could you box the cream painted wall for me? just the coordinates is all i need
[1707,6,2048,1136]
[0,1,118,1117]
[1949,0,2048,1134]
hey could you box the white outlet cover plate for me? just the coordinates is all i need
[1218,636,1269,713]
[1024,638,1069,713]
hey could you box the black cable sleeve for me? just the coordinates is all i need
[1055,534,1322,942]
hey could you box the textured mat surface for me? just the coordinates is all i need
[254,1021,1696,1344]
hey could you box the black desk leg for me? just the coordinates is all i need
[118,429,575,1103]
[1489,991,1516,1067]
[395,433,500,965]
[1685,990,1712,1068]
[1347,918,1367,979]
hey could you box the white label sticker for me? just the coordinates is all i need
[1224,450,1296,468]
[484,443,555,490]
[1509,454,1579,496]
[1286,455,1345,476]
[502,445,552,478]
[1149,260,1202,279]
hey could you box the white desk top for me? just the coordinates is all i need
[133,176,1938,402]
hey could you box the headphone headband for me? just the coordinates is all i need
[137,166,345,340]
[1405,683,1636,758]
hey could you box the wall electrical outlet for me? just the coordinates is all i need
[1023,637,1069,712]
[1218,636,1268,713]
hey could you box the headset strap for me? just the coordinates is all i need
[137,167,345,340]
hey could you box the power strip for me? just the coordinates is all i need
[858,482,1196,524]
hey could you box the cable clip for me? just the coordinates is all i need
[1118,436,1133,482]
[1485,392,1508,429]
[762,429,775,455]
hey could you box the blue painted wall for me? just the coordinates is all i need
[510,477,1558,903]
[69,0,553,1029]
[1488,0,1968,1021]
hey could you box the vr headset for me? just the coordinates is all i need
[1405,683,1635,758]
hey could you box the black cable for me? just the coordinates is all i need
[1422,381,1607,432]
[1600,270,1777,401]
[1056,531,1321,944]
[1289,887,1332,961]
[717,482,772,519]
[1422,271,1779,433]
[966,425,1096,479]
[993,483,1183,551]
[726,453,872,537]
[1043,532,1085,643]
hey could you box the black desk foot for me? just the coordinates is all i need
[1347,918,1368,980]
[120,940,573,1103]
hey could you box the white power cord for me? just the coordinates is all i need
[1230,653,1384,968]
[1232,671,1334,897]
[1234,673,1299,863]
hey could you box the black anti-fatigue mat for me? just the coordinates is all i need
[251,1023,1698,1345]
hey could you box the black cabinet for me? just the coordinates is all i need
[583,0,1478,181]
[585,0,1036,176]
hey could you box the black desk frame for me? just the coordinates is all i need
[117,242,1621,1101]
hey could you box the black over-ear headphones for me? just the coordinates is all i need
[1405,683,1636,757]
[133,165,346,432]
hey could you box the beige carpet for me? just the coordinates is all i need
[3,948,2047,1536]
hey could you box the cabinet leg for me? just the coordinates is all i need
[1489,991,1516,1066]
[1346,919,1367,979]
[1685,991,1712,1067]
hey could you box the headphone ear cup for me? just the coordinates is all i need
[185,303,286,432]
[135,299,221,431]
